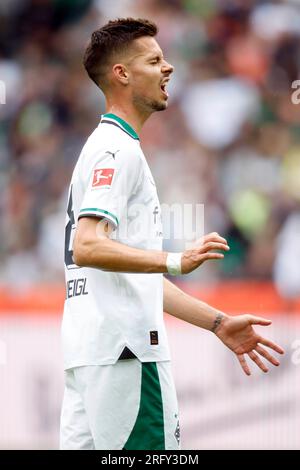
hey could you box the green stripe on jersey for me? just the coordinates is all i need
[103,113,139,140]
[79,208,119,226]
[123,362,165,450]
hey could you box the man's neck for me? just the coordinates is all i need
[105,102,151,136]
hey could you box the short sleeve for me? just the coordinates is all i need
[78,146,142,230]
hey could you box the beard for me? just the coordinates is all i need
[132,92,167,113]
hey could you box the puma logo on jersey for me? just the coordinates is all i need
[105,150,120,160]
[92,168,115,188]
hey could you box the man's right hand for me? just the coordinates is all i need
[181,232,229,274]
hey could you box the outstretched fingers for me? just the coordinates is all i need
[255,345,280,366]
[238,345,282,375]
[248,351,269,373]
[258,337,285,355]
[237,354,251,376]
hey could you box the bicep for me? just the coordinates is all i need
[75,216,114,245]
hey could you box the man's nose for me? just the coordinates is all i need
[162,60,174,74]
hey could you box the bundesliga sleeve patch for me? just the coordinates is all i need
[92,168,115,188]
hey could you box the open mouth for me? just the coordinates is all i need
[160,82,169,98]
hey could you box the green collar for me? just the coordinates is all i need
[102,113,139,140]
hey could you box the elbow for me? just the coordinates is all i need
[73,234,109,268]
[73,236,90,267]
[72,246,85,267]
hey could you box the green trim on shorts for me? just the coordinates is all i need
[123,362,165,450]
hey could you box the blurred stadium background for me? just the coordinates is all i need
[0,0,300,449]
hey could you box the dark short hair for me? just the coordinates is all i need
[83,18,158,90]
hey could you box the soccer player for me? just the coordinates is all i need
[60,18,284,450]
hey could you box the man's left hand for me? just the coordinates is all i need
[215,314,285,375]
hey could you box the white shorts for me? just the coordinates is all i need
[60,360,180,450]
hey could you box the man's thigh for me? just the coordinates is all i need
[60,360,180,450]
[60,368,95,450]
[75,360,142,450]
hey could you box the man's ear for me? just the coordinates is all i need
[112,64,129,85]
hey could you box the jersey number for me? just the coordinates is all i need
[64,186,77,269]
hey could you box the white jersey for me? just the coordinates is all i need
[62,113,171,369]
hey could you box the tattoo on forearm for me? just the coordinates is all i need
[212,312,224,333]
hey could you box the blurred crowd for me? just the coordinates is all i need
[0,0,300,298]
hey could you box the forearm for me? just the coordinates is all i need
[74,235,168,273]
[74,219,230,276]
[163,277,226,331]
